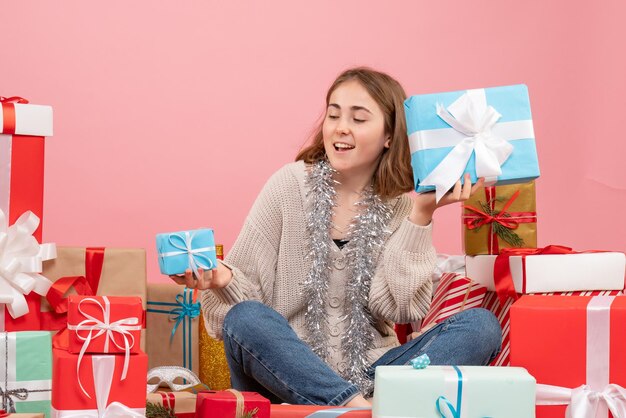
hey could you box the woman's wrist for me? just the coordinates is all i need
[409,206,434,226]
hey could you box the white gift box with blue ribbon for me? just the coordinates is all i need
[156,229,217,277]
[405,84,540,202]
[372,364,536,417]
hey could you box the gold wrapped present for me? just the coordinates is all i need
[199,314,231,390]
[463,182,537,255]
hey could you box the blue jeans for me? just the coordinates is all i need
[221,300,502,406]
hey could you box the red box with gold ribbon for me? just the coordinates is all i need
[67,295,143,355]
[196,390,270,418]
[41,247,147,342]
[462,182,537,255]
[0,96,54,332]
[510,295,626,418]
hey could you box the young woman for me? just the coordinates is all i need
[171,67,501,407]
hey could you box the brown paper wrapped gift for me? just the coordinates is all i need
[147,283,200,374]
[5,414,45,418]
[40,247,147,349]
[462,181,537,255]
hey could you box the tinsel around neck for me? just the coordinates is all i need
[303,159,392,394]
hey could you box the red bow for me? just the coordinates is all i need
[0,96,29,135]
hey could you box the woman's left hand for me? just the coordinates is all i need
[409,174,485,226]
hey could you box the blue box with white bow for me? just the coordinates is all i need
[156,228,218,276]
[405,84,540,202]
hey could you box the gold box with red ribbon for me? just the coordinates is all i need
[41,247,147,349]
[67,295,143,355]
[462,181,537,255]
[147,392,196,418]
[511,295,626,418]
[0,96,54,332]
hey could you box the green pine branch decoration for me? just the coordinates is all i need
[471,199,524,248]
[242,407,260,418]
[146,401,177,418]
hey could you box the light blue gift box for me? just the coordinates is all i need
[156,228,218,276]
[405,84,540,197]
[372,365,536,418]
[0,331,52,418]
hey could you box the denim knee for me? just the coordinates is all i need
[457,308,502,358]
[223,300,272,338]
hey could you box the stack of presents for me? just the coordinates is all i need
[0,83,623,418]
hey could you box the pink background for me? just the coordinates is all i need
[3,1,625,283]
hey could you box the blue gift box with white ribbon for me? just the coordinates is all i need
[156,228,218,276]
[405,84,540,202]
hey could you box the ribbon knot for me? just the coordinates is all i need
[0,209,56,319]
[67,297,142,398]
[168,292,200,341]
[419,89,514,202]
[537,383,626,418]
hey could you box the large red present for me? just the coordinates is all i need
[196,390,270,418]
[510,295,626,417]
[67,295,143,355]
[51,346,147,416]
[0,96,54,332]
[421,273,487,330]
[270,404,371,417]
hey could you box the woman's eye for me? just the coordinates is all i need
[328,115,339,119]
[354,118,366,123]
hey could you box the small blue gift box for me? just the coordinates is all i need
[156,228,217,276]
[405,84,540,202]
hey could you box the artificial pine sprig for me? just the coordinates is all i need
[242,407,260,418]
[146,401,176,418]
[472,198,525,248]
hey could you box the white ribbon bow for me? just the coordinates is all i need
[419,89,514,202]
[67,296,142,398]
[52,356,145,417]
[159,231,215,279]
[0,209,56,321]
[537,383,626,418]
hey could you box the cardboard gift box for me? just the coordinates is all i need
[0,332,51,418]
[405,84,540,201]
[462,182,537,255]
[147,284,200,374]
[372,365,535,418]
[510,295,626,418]
[147,391,196,418]
[195,390,270,418]
[41,247,147,341]
[465,248,625,293]
[51,347,147,417]
[67,295,143,355]
[270,404,371,417]
[420,273,487,331]
[0,97,54,332]
[157,228,218,277]
[4,414,45,417]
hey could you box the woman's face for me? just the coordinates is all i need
[322,80,390,178]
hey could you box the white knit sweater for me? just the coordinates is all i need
[201,160,436,374]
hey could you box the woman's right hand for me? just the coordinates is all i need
[169,260,233,290]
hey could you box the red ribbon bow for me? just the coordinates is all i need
[463,187,537,254]
[493,245,605,305]
[0,96,29,135]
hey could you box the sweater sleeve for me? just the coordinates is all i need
[201,166,292,339]
[368,199,437,324]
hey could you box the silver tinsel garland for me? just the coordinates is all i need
[303,160,392,394]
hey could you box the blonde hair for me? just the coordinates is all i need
[295,67,413,200]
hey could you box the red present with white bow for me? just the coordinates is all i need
[511,295,626,418]
[67,295,143,356]
[421,273,487,330]
[51,346,147,417]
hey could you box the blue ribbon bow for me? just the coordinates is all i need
[147,288,200,370]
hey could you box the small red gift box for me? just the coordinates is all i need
[510,295,626,418]
[67,295,143,355]
[51,346,147,416]
[196,390,270,418]
[270,404,371,417]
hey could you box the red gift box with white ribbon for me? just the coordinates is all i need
[511,295,626,418]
